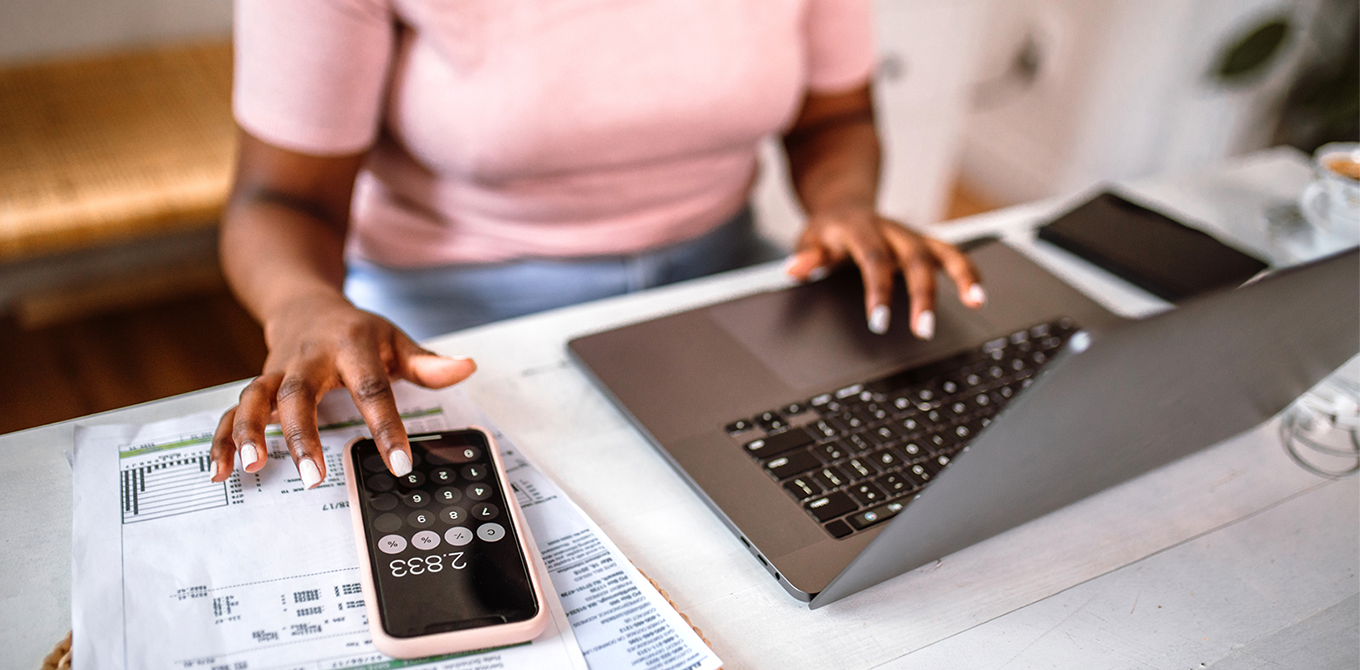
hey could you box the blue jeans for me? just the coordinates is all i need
[344,208,781,340]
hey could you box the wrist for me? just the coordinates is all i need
[805,198,877,221]
[260,287,353,347]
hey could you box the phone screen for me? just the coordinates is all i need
[350,431,538,638]
[1036,192,1268,302]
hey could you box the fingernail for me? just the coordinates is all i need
[914,310,935,340]
[209,460,219,480]
[240,443,259,469]
[967,284,987,307]
[807,266,830,282]
[868,305,891,335]
[299,459,322,488]
[389,450,413,477]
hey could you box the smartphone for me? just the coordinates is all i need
[342,428,548,659]
[1036,191,1268,303]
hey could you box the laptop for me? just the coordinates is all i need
[568,240,1359,608]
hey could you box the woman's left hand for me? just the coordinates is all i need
[783,205,986,339]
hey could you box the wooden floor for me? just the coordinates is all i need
[0,182,995,435]
[0,290,266,434]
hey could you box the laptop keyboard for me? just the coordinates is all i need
[723,318,1079,539]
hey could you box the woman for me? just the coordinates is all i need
[209,0,985,488]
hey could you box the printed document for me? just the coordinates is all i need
[71,384,721,670]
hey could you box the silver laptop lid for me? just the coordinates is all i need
[813,249,1360,607]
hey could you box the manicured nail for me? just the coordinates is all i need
[807,266,830,282]
[868,305,891,334]
[967,284,987,307]
[240,443,259,469]
[299,459,322,488]
[209,460,219,480]
[914,310,935,340]
[389,450,413,477]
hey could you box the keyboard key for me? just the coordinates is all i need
[873,424,901,443]
[809,419,839,440]
[848,499,909,530]
[824,519,854,538]
[903,465,930,487]
[756,411,786,431]
[834,384,864,399]
[782,402,808,416]
[766,449,821,480]
[816,442,847,462]
[814,399,843,415]
[874,473,915,496]
[805,492,857,522]
[863,403,890,422]
[784,477,822,500]
[834,411,866,431]
[725,419,753,434]
[845,457,877,479]
[898,440,925,459]
[869,448,902,469]
[847,482,887,506]
[812,465,850,490]
[744,428,813,458]
[926,433,950,453]
[847,432,875,453]
[908,462,934,483]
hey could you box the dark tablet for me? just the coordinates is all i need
[1037,191,1268,302]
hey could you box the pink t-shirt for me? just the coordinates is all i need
[234,0,876,266]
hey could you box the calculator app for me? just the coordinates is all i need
[352,432,538,638]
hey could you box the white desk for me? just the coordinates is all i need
[3,148,1356,669]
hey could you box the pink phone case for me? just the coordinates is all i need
[342,428,550,659]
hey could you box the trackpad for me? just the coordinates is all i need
[706,269,994,392]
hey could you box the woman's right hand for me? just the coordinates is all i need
[207,295,476,488]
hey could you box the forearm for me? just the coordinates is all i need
[220,128,367,345]
[783,87,881,217]
[220,198,351,342]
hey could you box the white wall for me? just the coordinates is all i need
[0,0,232,64]
[958,0,1322,206]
